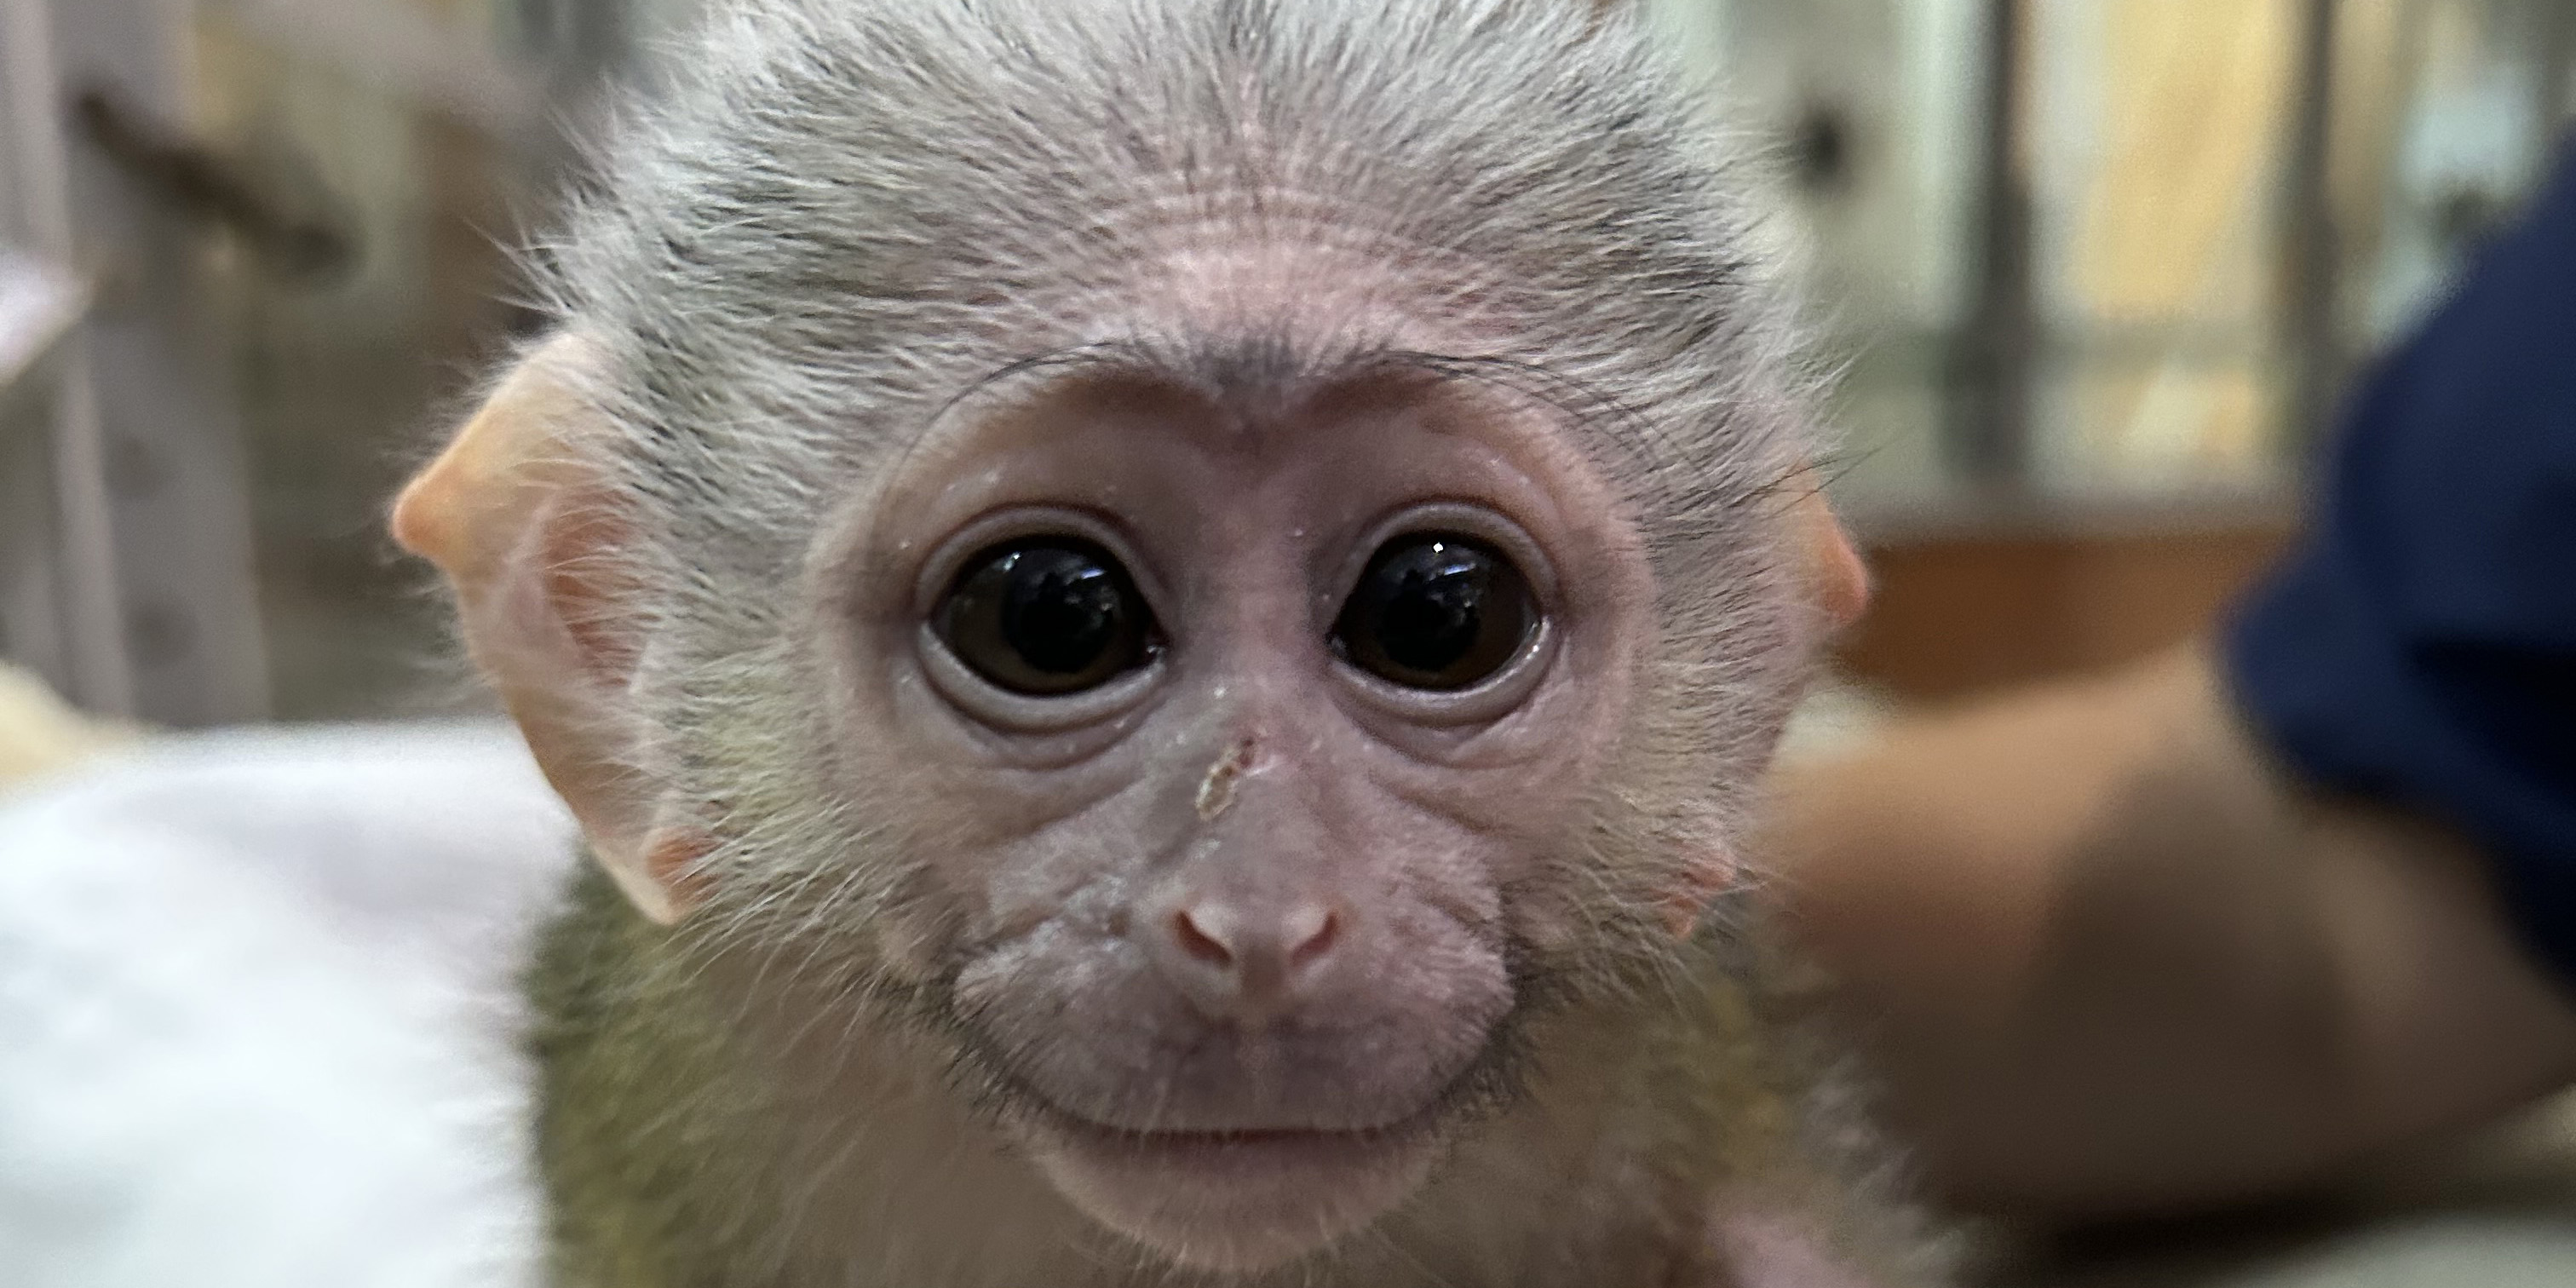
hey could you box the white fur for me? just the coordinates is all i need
[0,724,574,1288]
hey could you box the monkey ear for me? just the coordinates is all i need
[1659,842,1741,940]
[1658,482,1865,940]
[392,334,704,924]
[1788,479,1870,631]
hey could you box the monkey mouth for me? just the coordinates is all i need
[923,947,1553,1269]
[1025,1101,1451,1168]
[975,1011,1530,1164]
[967,1023,1533,1274]
[1014,1098,1457,1273]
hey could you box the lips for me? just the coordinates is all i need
[977,1017,1506,1147]
[943,987,1530,1270]
[1015,1096,1454,1273]
[1022,1095,1449,1175]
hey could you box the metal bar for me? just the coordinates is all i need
[207,0,544,141]
[72,86,360,283]
[44,0,272,725]
[2280,0,2342,466]
[0,246,86,388]
[1,0,136,716]
[1944,0,2037,487]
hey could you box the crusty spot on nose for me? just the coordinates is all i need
[1193,736,1260,821]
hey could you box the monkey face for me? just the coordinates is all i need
[401,286,1846,1282]
[796,354,1656,1271]
[392,21,1874,1273]
[392,1,1883,1278]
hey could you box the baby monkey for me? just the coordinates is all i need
[395,0,1929,1284]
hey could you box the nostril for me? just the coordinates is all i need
[1170,906,1236,968]
[1285,904,1339,971]
[1159,899,1345,1003]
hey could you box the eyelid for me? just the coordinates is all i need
[917,620,1168,734]
[1323,502,1562,727]
[1333,536,1532,689]
[1321,501,1563,624]
[909,506,1170,624]
[932,540,1157,696]
[907,507,1172,736]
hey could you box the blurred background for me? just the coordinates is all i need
[2,0,2571,729]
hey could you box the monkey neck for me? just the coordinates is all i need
[529,866,1803,1288]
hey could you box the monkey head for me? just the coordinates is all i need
[394,0,1867,1274]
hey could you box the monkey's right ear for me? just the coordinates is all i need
[392,334,704,925]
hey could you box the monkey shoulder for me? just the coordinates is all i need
[1599,938,1957,1288]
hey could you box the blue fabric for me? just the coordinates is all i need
[2228,143,2576,984]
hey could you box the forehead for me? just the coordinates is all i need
[836,336,1644,580]
[957,335,1469,430]
[976,219,1522,394]
[928,333,1637,480]
[611,204,1735,572]
[961,201,1645,433]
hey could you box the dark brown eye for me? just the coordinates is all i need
[1331,534,1538,692]
[933,539,1159,696]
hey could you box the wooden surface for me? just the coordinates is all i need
[1835,520,2299,702]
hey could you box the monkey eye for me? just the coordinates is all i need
[1330,534,1538,692]
[932,539,1161,696]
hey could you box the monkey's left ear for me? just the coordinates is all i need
[1660,480,1868,940]
[1790,480,1870,631]
[392,335,704,925]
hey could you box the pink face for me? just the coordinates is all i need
[807,359,1657,1271]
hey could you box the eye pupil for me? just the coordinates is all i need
[934,539,1156,695]
[1376,548,1489,674]
[1333,535,1536,691]
[999,550,1124,676]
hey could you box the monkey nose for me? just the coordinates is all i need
[1152,894,1344,1024]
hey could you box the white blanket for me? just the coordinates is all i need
[0,723,574,1288]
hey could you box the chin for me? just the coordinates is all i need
[1025,1118,1447,1273]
